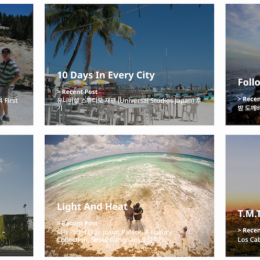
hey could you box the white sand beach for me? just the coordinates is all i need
[46,102,213,125]
[1,91,33,125]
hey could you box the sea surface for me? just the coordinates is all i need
[45,153,214,249]
[226,58,260,113]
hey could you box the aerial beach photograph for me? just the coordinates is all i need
[45,135,214,257]
[45,4,214,125]
[0,4,33,125]
[0,136,33,256]
[226,136,260,256]
[226,4,260,125]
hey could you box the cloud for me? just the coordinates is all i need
[227,5,260,36]
[45,136,214,174]
[226,38,260,58]
[226,5,260,57]
[45,135,119,164]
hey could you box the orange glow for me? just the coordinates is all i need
[226,192,260,211]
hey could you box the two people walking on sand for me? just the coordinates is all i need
[124,199,187,237]
[124,200,144,230]
[0,48,21,125]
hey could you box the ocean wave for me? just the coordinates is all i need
[45,155,213,194]
[46,154,213,182]
[46,162,214,250]
[166,155,214,168]
[45,170,64,181]
[45,158,131,181]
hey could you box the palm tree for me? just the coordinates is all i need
[46,5,135,82]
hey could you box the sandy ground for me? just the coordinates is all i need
[47,102,214,125]
[45,217,214,257]
[1,91,33,125]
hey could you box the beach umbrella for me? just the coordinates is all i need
[89,79,109,85]
[66,80,87,86]
[65,80,88,93]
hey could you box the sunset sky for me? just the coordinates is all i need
[226,136,260,211]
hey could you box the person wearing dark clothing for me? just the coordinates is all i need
[133,203,143,230]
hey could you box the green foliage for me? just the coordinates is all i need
[45,5,135,78]
[0,215,6,242]
[0,11,33,42]
[0,29,10,37]
[15,74,33,87]
[0,215,32,246]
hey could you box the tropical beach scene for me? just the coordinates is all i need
[45,4,214,125]
[45,135,214,257]
[0,4,33,125]
[0,136,33,256]
[226,5,260,124]
[226,136,260,256]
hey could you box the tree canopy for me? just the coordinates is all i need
[46,5,135,78]
[0,11,33,42]
[0,215,32,246]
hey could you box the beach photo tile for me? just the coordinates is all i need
[226,4,260,125]
[226,136,260,256]
[45,4,214,126]
[45,135,214,256]
[0,136,33,256]
[0,4,33,125]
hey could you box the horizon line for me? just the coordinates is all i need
[45,151,214,176]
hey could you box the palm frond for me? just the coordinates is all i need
[64,31,76,54]
[53,30,75,57]
[82,35,93,73]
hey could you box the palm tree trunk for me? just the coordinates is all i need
[84,36,92,73]
[61,28,85,83]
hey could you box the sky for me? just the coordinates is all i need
[45,135,214,174]
[0,4,33,16]
[226,4,260,59]
[0,136,33,216]
[45,4,214,86]
[226,136,260,211]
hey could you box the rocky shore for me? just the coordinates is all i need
[227,75,260,124]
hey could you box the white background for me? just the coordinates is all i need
[1,0,252,259]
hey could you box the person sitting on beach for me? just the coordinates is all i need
[124,200,135,229]
[179,226,187,238]
[133,203,143,230]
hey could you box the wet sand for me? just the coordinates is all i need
[45,217,214,257]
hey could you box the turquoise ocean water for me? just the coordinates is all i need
[45,153,214,249]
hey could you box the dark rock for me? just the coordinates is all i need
[254,115,260,124]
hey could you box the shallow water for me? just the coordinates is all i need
[45,153,214,250]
